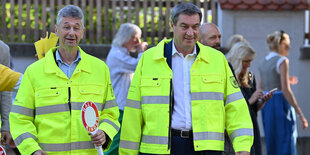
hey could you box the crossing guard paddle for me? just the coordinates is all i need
[0,145,6,155]
[81,101,103,155]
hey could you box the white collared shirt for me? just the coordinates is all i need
[171,40,197,130]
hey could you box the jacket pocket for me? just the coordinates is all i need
[199,74,224,92]
[35,87,64,106]
[79,85,105,104]
[140,77,165,97]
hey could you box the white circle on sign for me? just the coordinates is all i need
[85,107,96,127]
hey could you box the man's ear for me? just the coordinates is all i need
[80,27,86,39]
[170,21,174,31]
[55,25,58,36]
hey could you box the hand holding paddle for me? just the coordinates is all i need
[81,101,104,155]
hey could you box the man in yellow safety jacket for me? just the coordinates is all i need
[9,5,119,155]
[119,2,253,155]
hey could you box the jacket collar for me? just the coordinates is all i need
[152,39,209,63]
[44,46,91,75]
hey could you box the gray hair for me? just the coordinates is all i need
[170,2,202,25]
[56,5,84,28]
[112,23,142,47]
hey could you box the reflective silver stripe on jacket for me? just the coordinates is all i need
[34,102,105,115]
[141,135,168,145]
[119,140,140,150]
[14,132,36,146]
[191,92,224,101]
[104,99,118,109]
[36,104,69,115]
[39,141,95,152]
[193,132,224,141]
[71,102,104,111]
[141,96,169,104]
[126,99,141,109]
[230,128,253,142]
[225,92,244,105]
[99,119,120,131]
[11,105,34,117]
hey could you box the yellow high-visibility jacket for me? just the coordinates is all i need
[10,47,120,155]
[0,64,21,91]
[119,40,253,154]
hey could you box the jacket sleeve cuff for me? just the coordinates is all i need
[16,138,41,155]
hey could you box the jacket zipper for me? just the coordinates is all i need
[168,78,174,151]
[68,87,71,114]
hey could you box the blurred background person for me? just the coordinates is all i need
[258,30,308,155]
[227,42,273,155]
[0,40,21,155]
[105,23,148,155]
[0,40,14,147]
[225,34,248,52]
[199,23,222,51]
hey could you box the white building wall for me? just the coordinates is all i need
[219,10,310,137]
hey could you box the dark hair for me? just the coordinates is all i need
[170,2,202,25]
[279,30,285,43]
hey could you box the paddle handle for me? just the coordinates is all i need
[92,130,104,155]
[95,145,104,155]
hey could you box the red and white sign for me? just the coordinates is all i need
[81,101,99,134]
[0,145,6,155]
[81,101,103,155]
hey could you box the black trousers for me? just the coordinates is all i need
[140,135,223,155]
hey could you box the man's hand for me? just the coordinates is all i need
[1,131,12,145]
[236,151,250,155]
[136,42,148,53]
[89,130,106,146]
[33,150,47,155]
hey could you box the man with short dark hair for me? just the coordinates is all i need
[10,5,119,155]
[119,2,253,155]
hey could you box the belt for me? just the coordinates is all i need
[171,129,193,138]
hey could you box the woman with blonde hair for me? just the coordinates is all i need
[258,30,308,155]
[227,42,272,155]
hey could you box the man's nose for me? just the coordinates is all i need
[216,37,221,44]
[68,27,75,35]
[186,28,194,36]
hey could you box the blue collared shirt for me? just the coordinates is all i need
[55,49,81,79]
[171,40,197,130]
